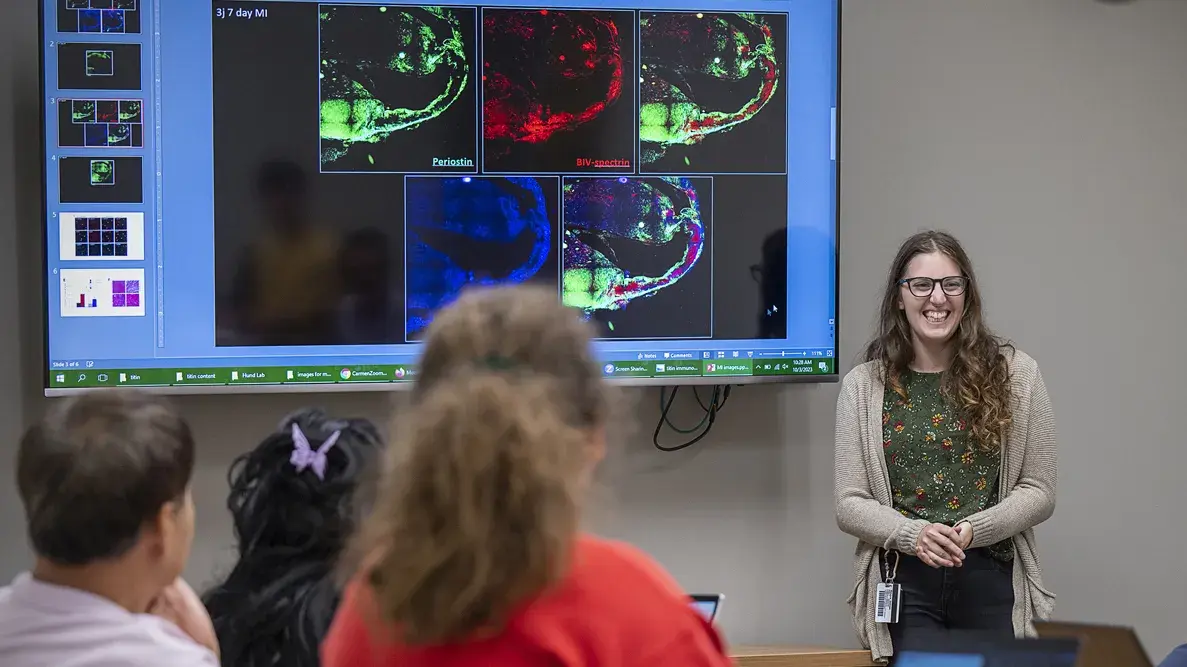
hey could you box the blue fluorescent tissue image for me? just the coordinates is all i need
[102,9,126,33]
[404,176,558,339]
[78,9,102,32]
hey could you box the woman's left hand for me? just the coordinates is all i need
[954,521,973,549]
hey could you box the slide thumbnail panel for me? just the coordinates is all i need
[639,12,787,174]
[562,176,713,339]
[58,212,145,261]
[482,9,636,174]
[59,268,146,317]
[404,175,560,340]
[58,0,142,35]
[57,98,144,148]
[59,156,143,204]
[57,42,142,90]
[319,4,478,173]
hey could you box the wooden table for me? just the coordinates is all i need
[732,645,878,667]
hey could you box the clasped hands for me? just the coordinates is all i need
[914,521,973,568]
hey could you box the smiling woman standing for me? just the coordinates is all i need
[834,231,1057,664]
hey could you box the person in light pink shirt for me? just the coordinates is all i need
[0,390,219,667]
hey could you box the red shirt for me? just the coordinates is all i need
[322,535,732,667]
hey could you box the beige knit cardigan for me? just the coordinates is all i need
[833,349,1057,664]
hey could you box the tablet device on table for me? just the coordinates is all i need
[896,633,1079,667]
[688,593,723,623]
[1034,621,1154,667]
[895,654,986,667]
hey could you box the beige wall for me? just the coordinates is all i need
[3,0,1186,660]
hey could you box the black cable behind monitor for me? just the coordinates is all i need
[652,385,733,452]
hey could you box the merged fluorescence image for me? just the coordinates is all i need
[58,98,144,148]
[639,12,787,174]
[59,0,142,35]
[405,176,561,339]
[319,5,478,173]
[562,176,713,339]
[59,156,143,204]
[482,9,636,174]
[57,42,141,90]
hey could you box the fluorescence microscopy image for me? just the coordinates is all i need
[96,100,118,123]
[483,9,635,173]
[71,100,96,122]
[90,159,115,185]
[405,176,560,339]
[58,99,144,148]
[60,156,142,203]
[59,0,142,35]
[320,5,477,173]
[562,177,712,339]
[102,9,126,33]
[640,12,787,174]
[86,49,114,76]
[104,123,133,147]
[119,100,142,122]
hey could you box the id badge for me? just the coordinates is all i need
[874,582,902,624]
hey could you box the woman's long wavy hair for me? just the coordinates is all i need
[863,231,1013,453]
[202,409,383,667]
[355,285,609,646]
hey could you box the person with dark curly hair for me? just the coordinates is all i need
[834,231,1058,663]
[202,409,383,667]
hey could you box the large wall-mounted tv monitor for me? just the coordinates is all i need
[40,0,839,394]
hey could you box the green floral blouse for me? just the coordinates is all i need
[882,370,1013,561]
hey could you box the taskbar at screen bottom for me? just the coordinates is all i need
[47,358,835,390]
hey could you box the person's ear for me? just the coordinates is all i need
[139,504,168,560]
[147,500,183,554]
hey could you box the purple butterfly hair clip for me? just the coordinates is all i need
[289,423,341,480]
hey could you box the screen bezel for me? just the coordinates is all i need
[38,0,841,396]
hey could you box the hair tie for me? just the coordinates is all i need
[289,423,340,480]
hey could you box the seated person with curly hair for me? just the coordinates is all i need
[202,409,383,667]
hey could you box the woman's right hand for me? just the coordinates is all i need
[915,523,965,568]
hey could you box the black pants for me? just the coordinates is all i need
[884,548,1014,659]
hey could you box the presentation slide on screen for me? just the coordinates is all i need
[41,0,838,390]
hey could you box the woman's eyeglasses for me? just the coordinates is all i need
[898,276,969,297]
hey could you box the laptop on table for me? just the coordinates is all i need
[1035,621,1154,667]
[895,632,1080,667]
[688,593,724,624]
